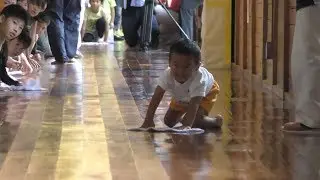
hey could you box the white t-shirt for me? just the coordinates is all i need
[158,66,215,103]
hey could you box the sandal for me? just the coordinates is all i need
[282,122,320,135]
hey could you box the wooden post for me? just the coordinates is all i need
[253,0,264,77]
[271,0,279,86]
[283,0,290,92]
[234,0,240,65]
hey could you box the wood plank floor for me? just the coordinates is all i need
[0,43,319,180]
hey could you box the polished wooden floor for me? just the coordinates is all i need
[0,42,319,180]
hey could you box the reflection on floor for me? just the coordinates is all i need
[0,43,319,180]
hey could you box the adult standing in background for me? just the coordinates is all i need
[179,0,201,40]
[283,0,320,132]
[47,0,81,64]
[103,0,116,31]
[113,0,124,41]
[118,0,159,48]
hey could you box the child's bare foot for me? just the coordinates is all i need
[214,114,223,127]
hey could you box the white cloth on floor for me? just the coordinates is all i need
[2,67,48,91]
[11,78,44,91]
[128,127,205,134]
[291,5,320,128]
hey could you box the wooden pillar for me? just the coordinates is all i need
[264,0,273,84]
[234,0,240,65]
[253,0,264,77]
[283,0,290,92]
[276,0,285,92]
[271,0,279,86]
[245,0,254,71]
[232,0,296,97]
[262,0,268,79]
[237,0,246,67]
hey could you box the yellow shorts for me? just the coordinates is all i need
[169,81,220,113]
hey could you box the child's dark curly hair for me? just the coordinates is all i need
[169,38,201,65]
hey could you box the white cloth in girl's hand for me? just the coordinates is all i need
[128,126,205,135]
[10,77,46,91]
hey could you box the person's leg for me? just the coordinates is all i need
[164,102,222,129]
[122,7,142,47]
[182,107,223,129]
[182,81,222,129]
[179,8,194,40]
[164,107,185,128]
[114,6,122,30]
[82,33,96,42]
[114,6,124,40]
[179,0,200,40]
[36,31,53,58]
[283,5,320,131]
[96,17,107,39]
[63,0,81,60]
[47,0,68,64]
[140,0,154,49]
[151,14,160,48]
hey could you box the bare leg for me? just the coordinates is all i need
[182,107,223,129]
[164,108,185,128]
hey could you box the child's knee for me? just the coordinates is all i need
[164,108,184,128]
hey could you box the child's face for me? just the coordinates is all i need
[0,16,25,40]
[17,0,28,10]
[7,38,26,57]
[169,53,199,83]
[36,22,48,35]
[90,0,101,11]
[28,3,46,17]
[4,0,17,7]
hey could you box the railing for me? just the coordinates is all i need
[233,0,296,98]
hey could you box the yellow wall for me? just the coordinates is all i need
[0,0,3,11]
[201,0,232,69]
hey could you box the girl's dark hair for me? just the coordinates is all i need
[0,4,30,25]
[34,12,51,25]
[28,0,48,9]
[169,38,201,64]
